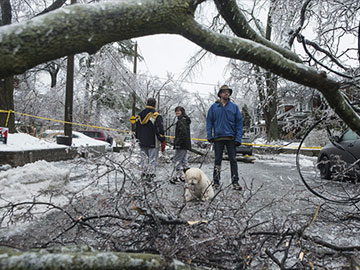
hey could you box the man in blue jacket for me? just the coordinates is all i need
[135,98,166,181]
[206,85,243,190]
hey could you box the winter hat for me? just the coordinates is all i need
[146,97,156,107]
[217,85,233,97]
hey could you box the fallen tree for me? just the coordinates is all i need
[0,0,359,133]
[0,246,201,270]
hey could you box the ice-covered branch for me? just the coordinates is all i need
[0,0,360,133]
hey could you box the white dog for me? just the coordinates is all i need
[184,168,215,202]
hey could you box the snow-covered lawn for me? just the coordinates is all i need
[0,131,109,152]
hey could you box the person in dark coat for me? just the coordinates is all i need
[135,97,166,181]
[171,106,191,184]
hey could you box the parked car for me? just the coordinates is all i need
[236,137,253,155]
[123,135,132,148]
[196,141,211,149]
[40,130,81,140]
[78,130,113,145]
[224,137,253,156]
[317,129,360,180]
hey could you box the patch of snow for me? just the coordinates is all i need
[0,133,65,151]
[0,160,70,202]
[0,132,108,152]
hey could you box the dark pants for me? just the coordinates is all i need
[213,140,239,185]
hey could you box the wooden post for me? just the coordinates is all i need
[64,0,77,139]
[131,42,137,132]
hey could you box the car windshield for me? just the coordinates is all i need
[82,131,101,138]
[341,130,360,141]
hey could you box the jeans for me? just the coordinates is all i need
[173,149,189,177]
[140,147,159,175]
[213,140,239,184]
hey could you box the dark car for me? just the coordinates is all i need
[236,137,253,155]
[78,130,113,145]
[317,129,360,180]
[224,137,253,156]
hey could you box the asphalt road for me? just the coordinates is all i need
[181,153,316,198]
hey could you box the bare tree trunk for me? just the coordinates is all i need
[64,0,77,138]
[0,77,15,132]
[64,54,74,137]
[83,56,93,124]
[35,0,67,17]
[0,0,15,133]
[0,0,360,134]
[264,73,279,141]
[358,20,360,65]
[263,0,279,141]
[47,62,60,88]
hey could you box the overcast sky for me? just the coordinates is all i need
[135,34,231,96]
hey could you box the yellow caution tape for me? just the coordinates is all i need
[0,109,132,134]
[0,109,322,150]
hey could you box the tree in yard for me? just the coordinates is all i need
[228,0,282,141]
[1,2,360,269]
[0,0,15,132]
[223,0,360,141]
[241,104,251,133]
[3,0,357,135]
[0,0,71,132]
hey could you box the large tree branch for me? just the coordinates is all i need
[0,0,195,77]
[299,34,349,73]
[0,0,359,133]
[213,0,301,63]
[35,0,67,17]
[179,18,360,133]
[0,0,12,25]
[0,246,202,270]
[288,0,312,47]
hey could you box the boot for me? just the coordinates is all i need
[170,176,179,185]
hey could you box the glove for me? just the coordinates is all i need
[235,141,241,146]
[208,139,215,143]
[161,141,166,152]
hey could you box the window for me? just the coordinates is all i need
[341,130,360,141]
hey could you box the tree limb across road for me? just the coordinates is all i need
[0,246,201,270]
[0,0,359,132]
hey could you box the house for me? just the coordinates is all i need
[248,88,321,138]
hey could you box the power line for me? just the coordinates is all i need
[136,43,219,89]
[135,73,218,87]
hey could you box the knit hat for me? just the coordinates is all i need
[217,85,233,98]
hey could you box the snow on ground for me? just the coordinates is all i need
[0,133,317,209]
[1,133,359,268]
[0,160,70,203]
[0,133,66,151]
[0,131,109,152]
[0,132,114,212]
[253,137,321,149]
[0,132,318,225]
[256,153,317,168]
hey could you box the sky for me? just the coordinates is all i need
[135,34,231,96]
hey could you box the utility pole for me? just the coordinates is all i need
[131,42,137,132]
[63,0,76,145]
